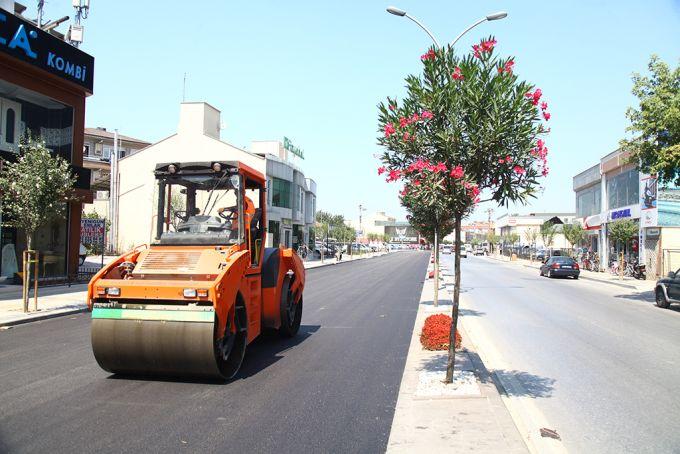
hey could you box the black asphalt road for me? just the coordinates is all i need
[0,251,428,454]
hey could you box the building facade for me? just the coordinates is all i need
[495,212,575,249]
[250,141,316,250]
[573,148,680,278]
[82,127,150,217]
[114,102,316,252]
[0,3,93,281]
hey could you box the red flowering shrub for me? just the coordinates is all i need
[420,314,462,351]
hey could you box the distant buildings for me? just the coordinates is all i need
[494,212,575,249]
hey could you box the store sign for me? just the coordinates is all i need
[80,218,105,245]
[646,228,660,237]
[0,8,94,92]
[283,137,305,159]
[639,174,658,227]
[610,208,631,220]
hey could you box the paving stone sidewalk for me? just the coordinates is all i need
[386,264,528,453]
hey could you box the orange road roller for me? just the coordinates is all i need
[87,161,305,379]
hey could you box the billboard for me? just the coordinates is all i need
[639,174,658,227]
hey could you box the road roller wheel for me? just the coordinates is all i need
[279,276,302,338]
[215,297,248,379]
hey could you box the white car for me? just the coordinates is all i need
[460,247,468,258]
[442,245,452,254]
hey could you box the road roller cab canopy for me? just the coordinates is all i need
[153,161,265,248]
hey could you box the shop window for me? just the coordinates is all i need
[0,80,73,160]
[607,169,639,210]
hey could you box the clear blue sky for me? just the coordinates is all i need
[33,0,680,222]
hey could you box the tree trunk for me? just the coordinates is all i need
[23,234,32,313]
[445,213,462,384]
[433,228,439,307]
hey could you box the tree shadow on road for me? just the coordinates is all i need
[612,291,655,303]
[493,369,556,398]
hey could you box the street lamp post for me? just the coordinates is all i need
[386,6,507,51]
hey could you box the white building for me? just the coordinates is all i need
[495,212,576,249]
[114,102,316,252]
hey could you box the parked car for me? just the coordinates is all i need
[655,268,680,309]
[540,256,580,279]
[441,245,452,255]
[460,247,468,258]
[464,244,472,252]
[536,249,563,263]
[474,246,485,256]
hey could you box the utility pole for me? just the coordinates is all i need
[486,208,494,254]
[108,130,119,254]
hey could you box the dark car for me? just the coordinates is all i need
[655,268,680,309]
[540,256,580,279]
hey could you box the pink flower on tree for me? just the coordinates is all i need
[399,117,408,128]
[481,38,497,52]
[421,49,436,62]
[389,104,396,111]
[532,88,542,106]
[450,165,465,179]
[498,158,505,164]
[452,66,464,80]
[377,166,386,175]
[498,59,514,75]
[543,111,551,121]
[537,139,545,149]
[410,113,420,123]
[434,162,447,173]
[513,165,526,175]
[386,169,401,182]
[421,110,434,120]
[403,132,411,141]
[384,124,396,137]
[540,101,548,111]
[505,156,513,163]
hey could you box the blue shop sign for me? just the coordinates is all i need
[0,7,94,92]
[610,208,631,220]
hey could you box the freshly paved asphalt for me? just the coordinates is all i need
[0,251,429,454]
[443,254,680,454]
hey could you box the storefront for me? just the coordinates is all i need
[0,7,93,281]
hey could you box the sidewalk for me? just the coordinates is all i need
[386,263,528,453]
[486,254,656,292]
[0,284,88,327]
[0,251,391,327]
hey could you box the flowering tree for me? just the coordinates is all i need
[377,37,549,382]
[0,139,76,311]
[393,159,478,305]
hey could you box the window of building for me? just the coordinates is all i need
[271,177,291,208]
[576,184,601,218]
[607,169,639,210]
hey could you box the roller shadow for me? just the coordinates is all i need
[236,324,320,379]
[106,324,320,385]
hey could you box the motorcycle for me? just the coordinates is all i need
[633,263,646,280]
